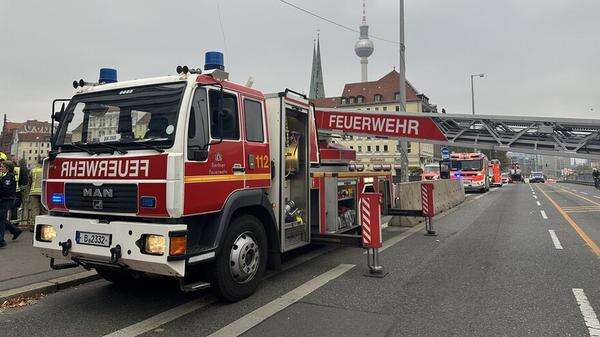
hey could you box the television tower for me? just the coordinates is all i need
[354,0,374,82]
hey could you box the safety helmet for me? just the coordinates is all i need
[0,152,7,161]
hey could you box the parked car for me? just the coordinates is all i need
[421,163,440,181]
[529,171,546,183]
[501,173,510,184]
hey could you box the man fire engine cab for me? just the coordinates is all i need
[450,152,490,192]
[34,52,394,301]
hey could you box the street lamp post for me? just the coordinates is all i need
[398,0,409,182]
[470,73,485,115]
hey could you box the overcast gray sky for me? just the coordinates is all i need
[1,0,599,123]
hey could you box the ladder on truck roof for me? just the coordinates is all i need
[314,108,600,159]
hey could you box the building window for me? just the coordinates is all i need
[407,142,412,153]
[350,146,354,149]
[29,150,31,154]
[394,92,400,101]
[374,94,382,102]
[383,107,387,111]
[376,145,380,152]
[367,146,371,152]
[366,107,370,111]
[358,146,362,152]
[375,107,379,111]
[384,145,388,152]
[396,106,400,111]
[356,95,364,104]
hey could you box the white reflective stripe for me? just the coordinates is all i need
[188,251,216,263]
[207,264,355,337]
[549,230,563,250]
[572,288,600,337]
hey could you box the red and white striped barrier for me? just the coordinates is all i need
[360,193,382,249]
[360,192,386,277]
[421,183,437,236]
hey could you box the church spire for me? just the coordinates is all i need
[309,33,325,99]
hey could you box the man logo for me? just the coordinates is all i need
[215,152,223,162]
[93,200,103,210]
[83,188,113,198]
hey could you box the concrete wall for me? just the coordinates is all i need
[389,179,465,226]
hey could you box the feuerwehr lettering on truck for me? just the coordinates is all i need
[60,159,150,178]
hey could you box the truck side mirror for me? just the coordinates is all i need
[53,103,66,121]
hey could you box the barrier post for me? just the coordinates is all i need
[360,192,387,278]
[421,183,437,236]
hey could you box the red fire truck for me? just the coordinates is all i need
[34,52,600,301]
[449,152,490,192]
[35,54,405,301]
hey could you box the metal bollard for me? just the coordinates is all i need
[360,192,388,278]
[424,216,437,236]
[421,183,437,236]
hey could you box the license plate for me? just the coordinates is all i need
[76,231,112,247]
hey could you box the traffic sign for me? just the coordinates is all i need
[441,147,450,159]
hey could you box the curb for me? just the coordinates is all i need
[0,270,100,303]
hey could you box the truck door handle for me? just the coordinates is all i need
[233,164,245,173]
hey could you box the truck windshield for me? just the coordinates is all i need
[54,82,186,151]
[451,159,483,171]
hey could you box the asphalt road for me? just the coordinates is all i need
[1,183,599,337]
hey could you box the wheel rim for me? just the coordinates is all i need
[229,231,260,284]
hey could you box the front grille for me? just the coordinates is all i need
[65,183,138,213]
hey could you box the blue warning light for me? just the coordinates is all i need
[99,68,118,84]
[204,51,224,71]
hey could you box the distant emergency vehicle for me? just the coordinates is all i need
[450,152,490,192]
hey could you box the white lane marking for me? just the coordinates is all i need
[572,288,600,337]
[104,298,212,337]
[594,196,600,200]
[548,230,563,249]
[534,195,538,199]
[582,192,589,195]
[540,210,548,219]
[473,194,485,200]
[207,264,355,337]
[536,201,541,206]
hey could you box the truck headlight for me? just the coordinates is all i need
[37,225,56,242]
[144,234,165,255]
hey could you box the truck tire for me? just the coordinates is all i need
[213,214,267,302]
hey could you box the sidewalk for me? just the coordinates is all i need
[0,231,88,291]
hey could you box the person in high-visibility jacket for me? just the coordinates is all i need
[28,160,44,225]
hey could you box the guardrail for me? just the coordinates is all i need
[560,180,594,186]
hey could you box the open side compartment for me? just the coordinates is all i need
[280,107,310,251]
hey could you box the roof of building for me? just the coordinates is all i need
[342,70,418,104]
[17,132,51,142]
[313,70,428,109]
[3,121,24,132]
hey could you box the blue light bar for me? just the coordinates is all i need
[52,193,64,205]
[140,196,156,208]
[204,51,224,71]
[99,68,118,84]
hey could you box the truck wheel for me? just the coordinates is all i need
[213,215,267,302]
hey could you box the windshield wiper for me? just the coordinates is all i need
[117,138,165,153]
[93,143,128,154]
[132,141,165,153]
